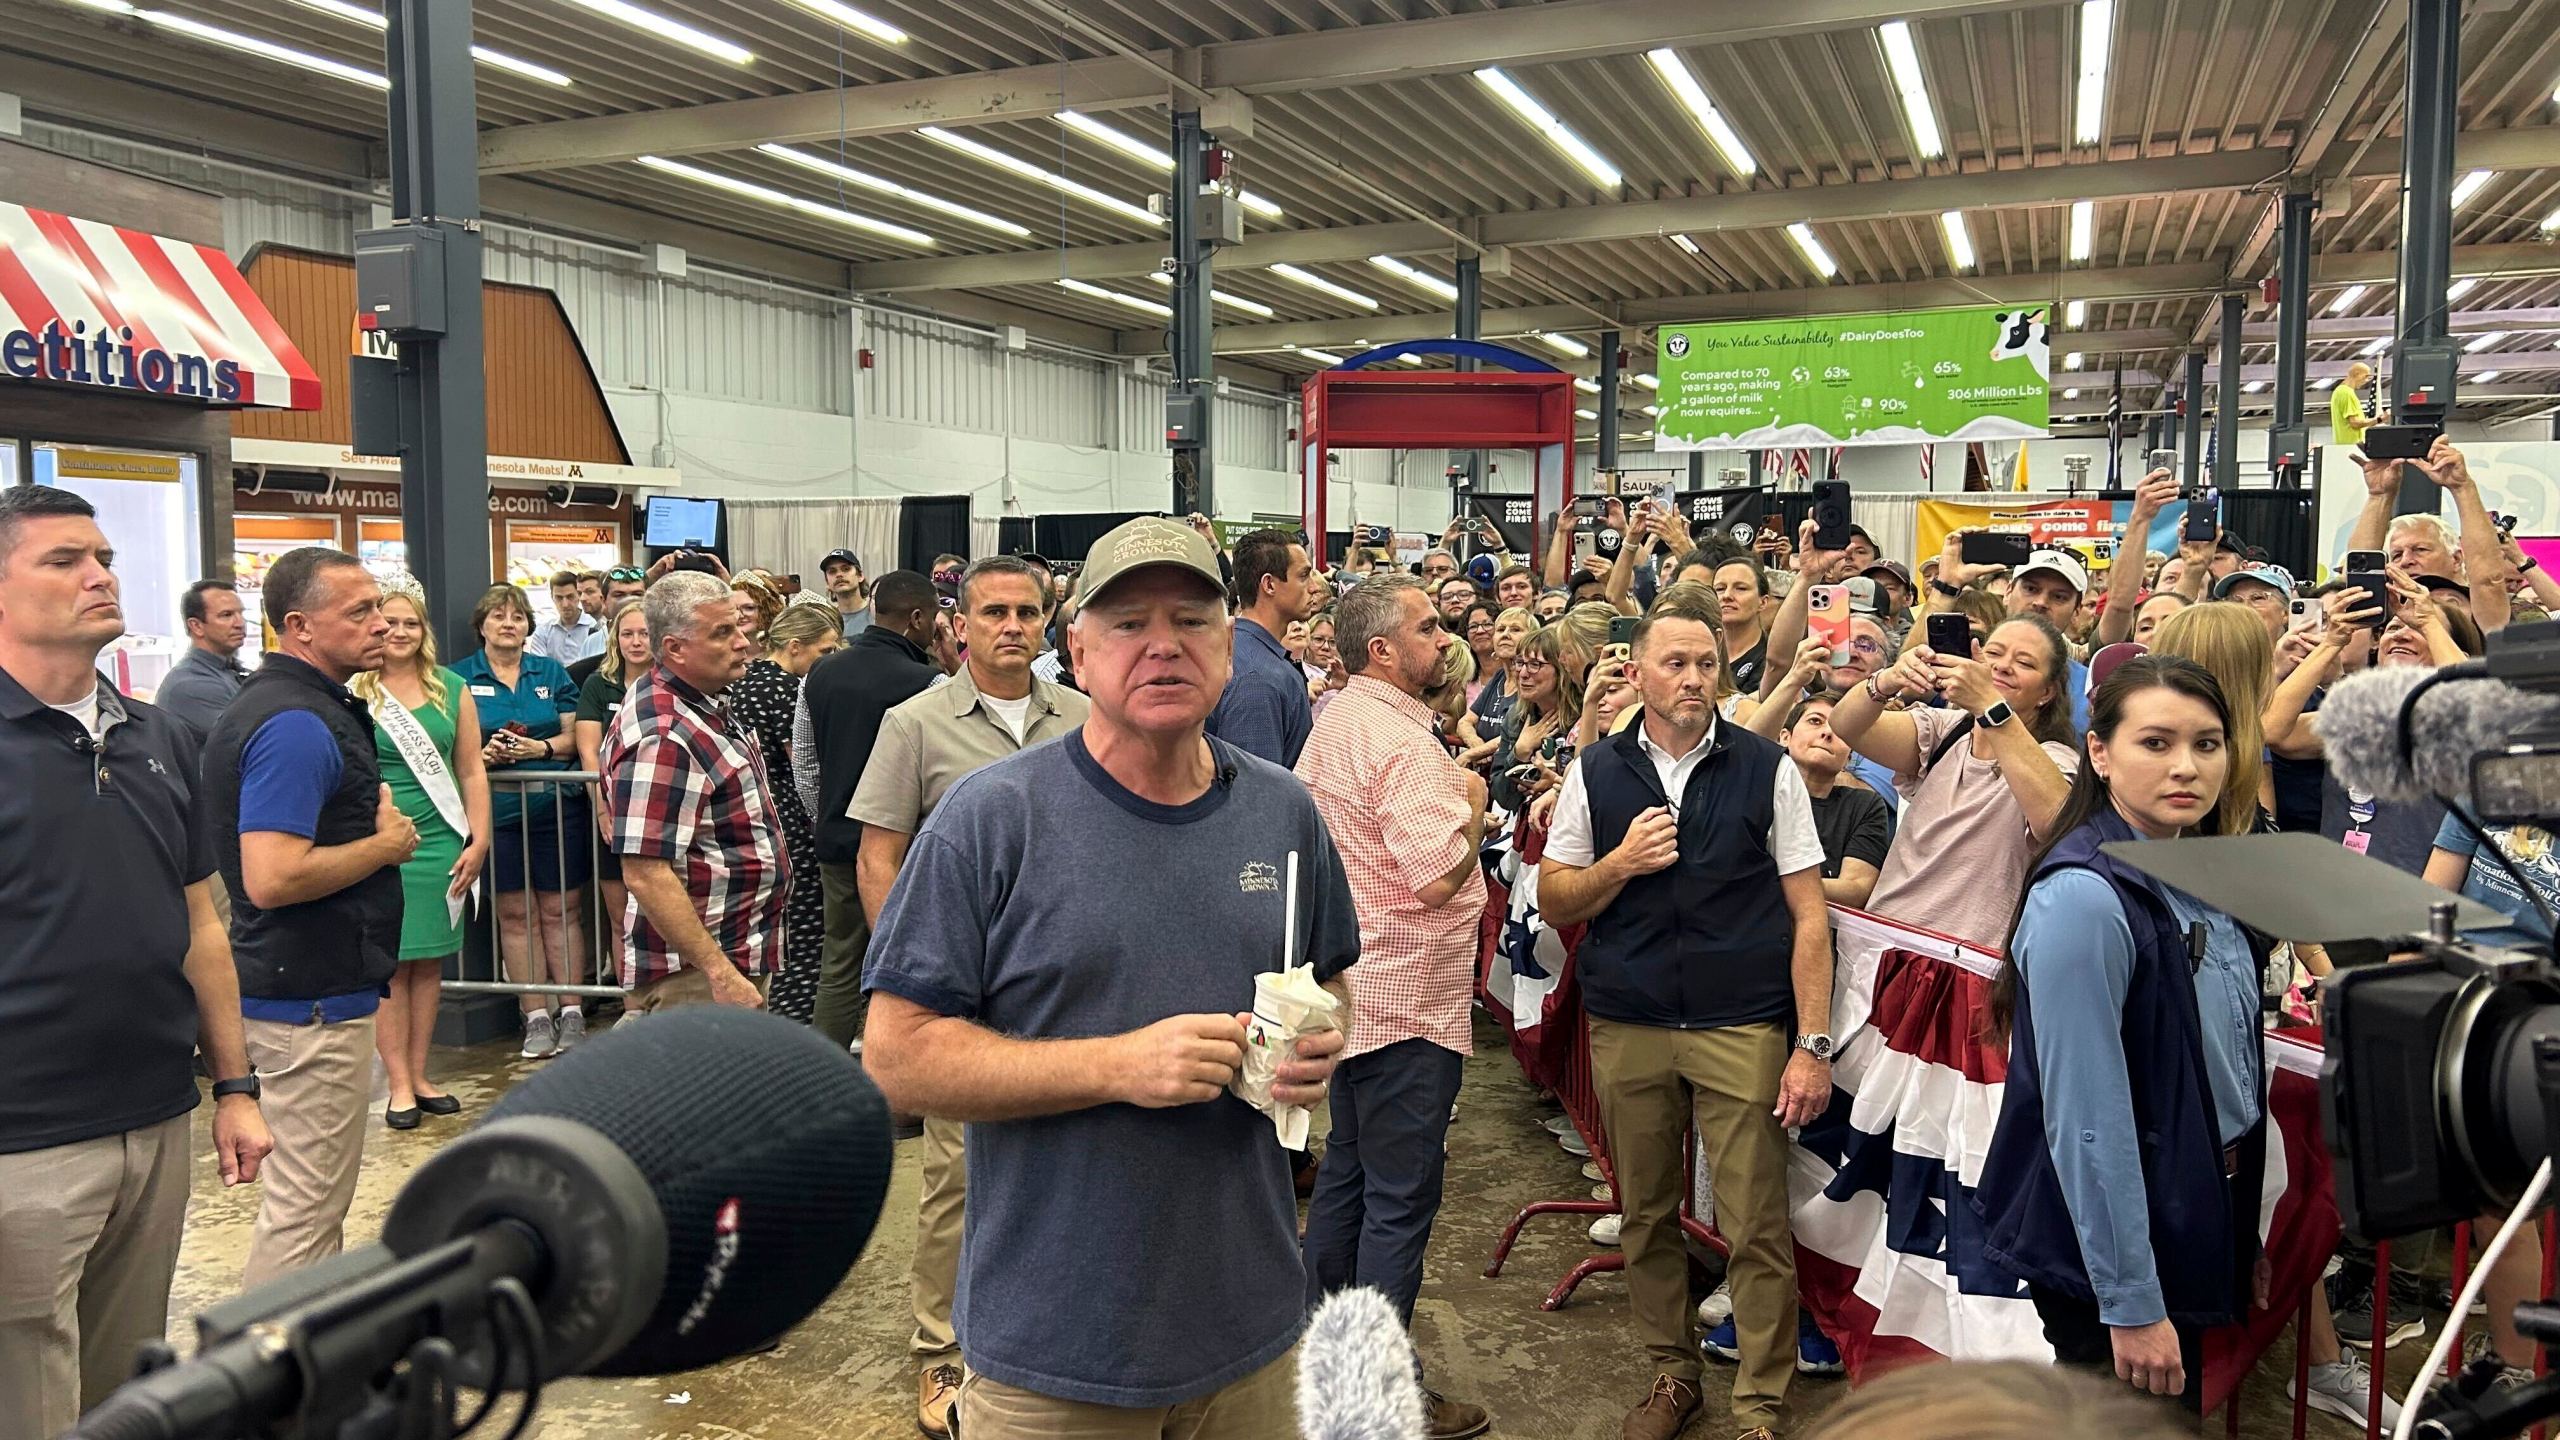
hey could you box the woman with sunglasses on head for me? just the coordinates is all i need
[1976,657,2268,1415]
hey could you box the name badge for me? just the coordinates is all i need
[535,687,552,699]
[469,684,498,697]
[2342,830,2372,856]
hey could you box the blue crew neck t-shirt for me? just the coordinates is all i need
[864,731,1361,1408]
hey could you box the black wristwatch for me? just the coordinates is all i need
[1978,699,2017,729]
[1929,578,1965,599]
[211,1073,261,1101]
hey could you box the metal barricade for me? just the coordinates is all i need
[444,771,624,1001]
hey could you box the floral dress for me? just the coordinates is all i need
[728,658,822,1022]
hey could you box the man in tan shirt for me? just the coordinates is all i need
[851,554,1089,1440]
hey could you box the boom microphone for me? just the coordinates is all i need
[2313,664,2560,809]
[1296,1288,1424,1440]
[67,1008,892,1439]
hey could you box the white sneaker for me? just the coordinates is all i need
[1543,1114,1573,1136]
[848,1037,864,1056]
[1591,1183,1614,1203]
[1697,1280,1734,1327]
[2292,1356,2402,1429]
[521,1012,557,1059]
[1581,1161,1603,1182]
[1558,1130,1590,1157]
[2463,1330,2538,1389]
[556,1007,585,1051]
[1588,1214,1621,1247]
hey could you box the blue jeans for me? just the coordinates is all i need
[1300,1037,1466,1326]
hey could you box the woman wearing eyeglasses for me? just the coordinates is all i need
[1488,625,1580,814]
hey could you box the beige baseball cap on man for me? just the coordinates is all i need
[1075,516,1225,606]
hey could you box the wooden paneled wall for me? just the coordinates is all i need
[233,246,629,463]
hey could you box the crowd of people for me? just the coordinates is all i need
[2,431,2552,1440]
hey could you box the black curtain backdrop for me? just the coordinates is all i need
[898,495,971,574]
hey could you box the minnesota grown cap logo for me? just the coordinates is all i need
[1112,528,1194,562]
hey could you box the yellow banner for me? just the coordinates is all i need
[507,523,616,546]
[53,448,182,483]
[1914,497,2117,565]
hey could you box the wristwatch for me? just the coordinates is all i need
[1928,578,1965,599]
[1794,1033,1836,1062]
[1977,698,2017,729]
[2522,557,2541,574]
[1863,673,1895,705]
[211,1073,261,1101]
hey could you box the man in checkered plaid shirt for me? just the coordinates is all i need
[599,569,789,1012]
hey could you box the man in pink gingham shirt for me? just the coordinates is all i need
[1292,573,1491,1440]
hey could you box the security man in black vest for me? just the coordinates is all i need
[201,545,411,1287]
[1538,595,1835,1440]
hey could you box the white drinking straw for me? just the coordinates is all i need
[1282,850,1300,972]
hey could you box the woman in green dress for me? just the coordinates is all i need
[353,582,491,1129]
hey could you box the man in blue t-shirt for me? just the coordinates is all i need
[2428,814,2560,952]
[864,518,1358,1438]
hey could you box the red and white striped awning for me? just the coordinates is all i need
[0,201,319,410]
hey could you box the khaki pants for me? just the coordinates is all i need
[810,861,871,1047]
[242,1017,374,1290]
[1590,1018,1795,1431]
[629,967,765,1014]
[911,1114,966,1362]
[957,1347,1296,1440]
[0,1114,192,1438]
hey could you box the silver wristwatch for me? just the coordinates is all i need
[1794,1033,1836,1062]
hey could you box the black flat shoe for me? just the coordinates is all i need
[415,1093,462,1116]
[385,1106,421,1130]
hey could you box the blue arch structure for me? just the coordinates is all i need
[1334,338,1560,373]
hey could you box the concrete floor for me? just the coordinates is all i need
[163,1014,2423,1439]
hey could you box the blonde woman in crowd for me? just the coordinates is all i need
[576,598,652,966]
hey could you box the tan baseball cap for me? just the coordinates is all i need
[1075,516,1224,607]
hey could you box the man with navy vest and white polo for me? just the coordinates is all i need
[1536,592,1834,1440]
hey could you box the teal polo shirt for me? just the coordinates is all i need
[454,649,579,825]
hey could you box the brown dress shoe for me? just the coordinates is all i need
[1423,1389,1492,1439]
[917,1361,963,1438]
[1622,1374,1702,1440]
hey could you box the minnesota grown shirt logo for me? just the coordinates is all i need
[676,1198,743,1336]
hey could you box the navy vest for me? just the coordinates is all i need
[201,653,403,1001]
[1974,809,2264,1326]
[1575,720,1795,1030]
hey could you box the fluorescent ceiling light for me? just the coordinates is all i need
[64,0,135,10]
[1398,354,1427,367]
[1939,210,1974,270]
[1286,344,1347,365]
[2067,200,2095,261]
[139,11,387,87]
[1056,277,1170,318]
[2064,351,2084,371]
[272,1,569,84]
[2063,387,2079,400]
[2360,336,2392,357]
[1785,222,1838,278]
[1670,233,1702,255]
[1142,272,1275,318]
[2065,299,2087,328]
[756,144,1029,237]
[2465,331,2508,352]
[1645,48,1756,176]
[1877,21,1944,159]
[2475,370,2502,383]
[2325,283,2367,315]
[780,0,905,43]
[1643,404,1661,417]
[2242,380,2265,393]
[635,156,933,246]
[918,128,1163,228]
[1267,264,1380,310]
[1366,256,1460,302]
[1474,68,1623,187]
[1538,332,1590,358]
[2450,169,2492,208]
[1574,408,1598,421]
[2074,0,2113,145]
[1634,373,1659,390]
[1053,112,1282,218]
[2447,278,2478,302]
[566,0,752,64]
[1573,377,1600,395]
[2542,205,2560,232]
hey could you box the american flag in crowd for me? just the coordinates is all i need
[1827,446,1844,480]
[1790,448,1812,486]
[1918,445,1936,485]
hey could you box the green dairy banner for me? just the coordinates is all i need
[1655,305,2051,449]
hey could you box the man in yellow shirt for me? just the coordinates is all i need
[2332,361,2379,446]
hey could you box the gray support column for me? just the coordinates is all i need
[2215,292,2242,493]
[1688,452,1705,486]
[1455,255,1483,493]
[382,0,486,657]
[2180,352,2205,491]
[1596,329,1621,473]
[2272,191,2315,488]
[2394,0,2458,515]
[1168,109,1213,515]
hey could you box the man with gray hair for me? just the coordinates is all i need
[599,569,787,1012]
[1293,572,1493,1439]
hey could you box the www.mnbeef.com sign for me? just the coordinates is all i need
[0,203,318,410]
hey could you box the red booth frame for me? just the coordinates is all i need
[1298,341,1577,569]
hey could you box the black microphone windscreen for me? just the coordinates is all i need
[484,1007,893,1375]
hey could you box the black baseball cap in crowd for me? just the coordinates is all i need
[819,549,862,572]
